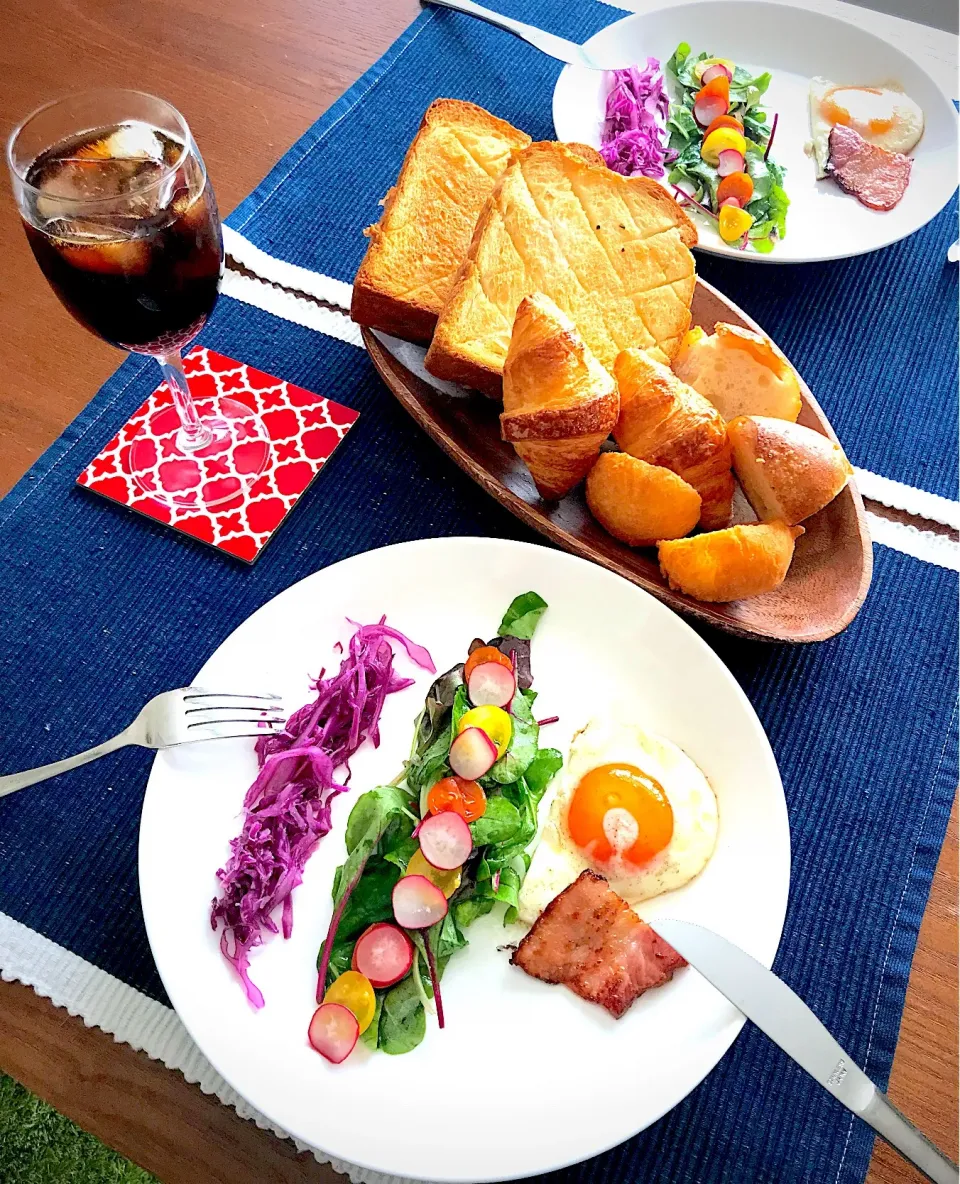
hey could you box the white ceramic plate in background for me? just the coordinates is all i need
[139,537,790,1182]
[553,0,957,263]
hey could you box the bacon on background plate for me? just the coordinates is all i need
[511,869,685,1018]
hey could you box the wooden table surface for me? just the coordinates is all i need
[0,2,956,1182]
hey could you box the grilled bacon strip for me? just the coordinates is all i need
[511,869,685,1018]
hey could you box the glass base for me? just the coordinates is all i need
[127,396,271,510]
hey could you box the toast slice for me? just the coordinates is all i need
[424,141,697,395]
[350,99,531,342]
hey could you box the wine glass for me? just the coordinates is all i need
[7,89,269,509]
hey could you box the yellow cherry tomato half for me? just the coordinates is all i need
[718,204,755,243]
[457,705,512,758]
[323,970,376,1034]
[701,127,747,166]
[406,848,462,898]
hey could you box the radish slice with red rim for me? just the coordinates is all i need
[352,922,414,988]
[701,63,732,83]
[717,149,745,177]
[308,1002,359,1063]
[720,196,742,209]
[393,875,448,929]
[694,94,727,127]
[418,811,472,871]
[449,727,498,780]
[467,662,516,709]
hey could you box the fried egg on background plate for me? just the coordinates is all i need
[809,77,924,177]
[516,717,719,925]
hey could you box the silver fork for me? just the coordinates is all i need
[0,688,285,799]
[422,0,634,70]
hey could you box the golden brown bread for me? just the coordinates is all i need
[501,294,619,500]
[425,141,697,394]
[613,348,734,531]
[658,521,804,602]
[350,99,531,342]
[585,453,702,547]
[672,324,803,422]
[727,415,853,525]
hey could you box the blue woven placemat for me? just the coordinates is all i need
[0,3,957,1182]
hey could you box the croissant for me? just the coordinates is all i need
[658,521,804,602]
[613,348,734,530]
[501,294,619,500]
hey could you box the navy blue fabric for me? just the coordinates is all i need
[227,2,959,501]
[0,4,957,1181]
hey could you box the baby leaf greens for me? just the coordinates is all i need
[317,593,562,1056]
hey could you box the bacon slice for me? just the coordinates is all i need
[511,869,685,1018]
[827,125,912,212]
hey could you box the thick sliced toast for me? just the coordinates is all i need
[424,141,698,395]
[350,99,531,342]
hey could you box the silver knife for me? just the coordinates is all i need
[653,919,958,1184]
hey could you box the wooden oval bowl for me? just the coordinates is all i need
[362,277,872,643]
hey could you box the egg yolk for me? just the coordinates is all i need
[567,763,674,867]
[820,87,896,136]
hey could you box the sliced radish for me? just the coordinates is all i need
[448,726,498,780]
[717,149,745,177]
[720,197,742,209]
[418,811,473,871]
[467,661,516,709]
[352,922,414,988]
[308,1003,359,1063]
[694,93,728,127]
[393,875,448,929]
[701,63,733,84]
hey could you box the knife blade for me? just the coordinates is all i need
[652,918,958,1184]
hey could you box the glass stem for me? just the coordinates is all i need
[159,351,213,451]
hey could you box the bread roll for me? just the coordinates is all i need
[658,521,804,602]
[728,415,853,525]
[672,323,802,422]
[586,454,702,547]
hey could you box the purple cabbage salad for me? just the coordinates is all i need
[210,619,434,1007]
[600,58,674,178]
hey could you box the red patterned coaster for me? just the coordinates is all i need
[77,347,358,562]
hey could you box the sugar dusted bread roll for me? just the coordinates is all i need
[501,294,619,500]
[586,454,701,547]
[672,323,802,423]
[658,521,803,602]
[613,348,734,531]
[728,415,853,525]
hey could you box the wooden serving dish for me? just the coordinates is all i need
[363,277,872,643]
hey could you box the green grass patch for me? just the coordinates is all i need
[0,1074,156,1184]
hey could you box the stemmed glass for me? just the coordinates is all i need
[7,89,269,509]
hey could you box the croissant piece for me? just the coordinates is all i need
[613,348,734,531]
[672,324,802,423]
[728,415,853,525]
[586,454,701,547]
[658,521,804,602]
[501,294,619,500]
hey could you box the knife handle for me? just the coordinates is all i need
[861,1092,958,1184]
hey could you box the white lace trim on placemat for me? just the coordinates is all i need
[866,512,960,571]
[223,226,355,310]
[856,468,960,529]
[0,910,420,1184]
[220,268,363,347]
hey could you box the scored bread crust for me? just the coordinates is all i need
[425,141,697,395]
[350,99,531,342]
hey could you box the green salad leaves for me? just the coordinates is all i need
[317,593,562,1056]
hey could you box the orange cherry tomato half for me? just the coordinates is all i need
[464,645,513,682]
[695,75,730,106]
[427,776,487,822]
[717,172,754,205]
[703,114,744,139]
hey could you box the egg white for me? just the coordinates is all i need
[809,77,924,178]
[516,717,719,924]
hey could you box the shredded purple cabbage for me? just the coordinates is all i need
[210,620,435,1007]
[600,59,673,179]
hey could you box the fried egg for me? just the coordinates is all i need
[516,717,718,924]
[809,77,924,177]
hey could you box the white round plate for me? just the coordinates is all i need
[553,0,958,263]
[139,538,790,1182]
